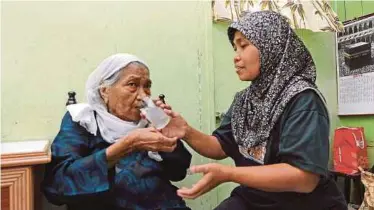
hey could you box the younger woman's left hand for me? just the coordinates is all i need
[177,163,232,199]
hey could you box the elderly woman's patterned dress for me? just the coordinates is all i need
[42,112,191,210]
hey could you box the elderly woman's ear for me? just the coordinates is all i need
[99,86,110,105]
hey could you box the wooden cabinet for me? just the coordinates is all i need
[1,140,51,210]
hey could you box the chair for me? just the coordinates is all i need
[66,91,77,106]
[330,170,364,205]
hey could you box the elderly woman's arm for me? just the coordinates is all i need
[42,112,179,206]
[159,140,192,181]
[106,127,178,168]
[42,112,114,206]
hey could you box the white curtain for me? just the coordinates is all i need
[212,0,344,32]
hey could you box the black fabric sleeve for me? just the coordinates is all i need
[278,90,330,176]
[159,140,192,181]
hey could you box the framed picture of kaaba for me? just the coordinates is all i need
[336,13,374,115]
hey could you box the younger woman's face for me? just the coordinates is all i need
[232,31,261,81]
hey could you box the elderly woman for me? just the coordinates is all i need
[160,11,347,209]
[42,53,192,210]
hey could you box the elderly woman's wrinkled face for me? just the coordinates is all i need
[233,31,260,81]
[100,63,151,122]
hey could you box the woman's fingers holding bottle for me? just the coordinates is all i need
[163,109,180,118]
[155,100,172,110]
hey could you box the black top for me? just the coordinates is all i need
[213,90,347,210]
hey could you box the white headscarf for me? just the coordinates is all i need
[67,53,162,161]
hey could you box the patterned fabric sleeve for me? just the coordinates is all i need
[42,112,111,205]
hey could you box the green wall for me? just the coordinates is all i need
[336,0,374,21]
[212,22,244,202]
[1,1,217,209]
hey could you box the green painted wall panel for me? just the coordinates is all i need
[336,0,373,22]
[344,1,364,21]
[212,23,248,114]
[336,0,348,21]
[212,22,245,203]
[362,1,374,16]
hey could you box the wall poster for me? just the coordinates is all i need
[337,13,374,115]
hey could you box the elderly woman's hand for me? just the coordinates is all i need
[128,127,178,152]
[106,127,178,167]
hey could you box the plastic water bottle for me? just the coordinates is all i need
[140,97,170,129]
[140,97,171,162]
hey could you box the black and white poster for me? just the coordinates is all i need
[337,13,374,115]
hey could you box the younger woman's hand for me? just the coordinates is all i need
[177,163,232,199]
